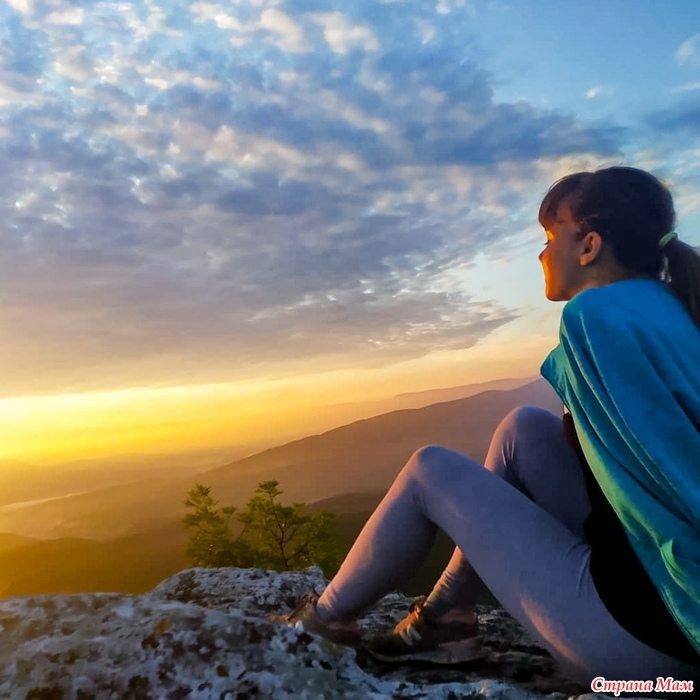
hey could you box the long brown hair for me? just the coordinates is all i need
[539,166,700,327]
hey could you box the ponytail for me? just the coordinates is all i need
[665,240,700,329]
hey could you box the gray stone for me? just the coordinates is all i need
[0,567,625,699]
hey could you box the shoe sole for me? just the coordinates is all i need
[367,636,486,665]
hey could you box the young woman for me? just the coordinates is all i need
[283,167,700,685]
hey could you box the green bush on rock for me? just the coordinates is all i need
[183,480,341,575]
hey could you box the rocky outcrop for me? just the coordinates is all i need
[0,566,610,699]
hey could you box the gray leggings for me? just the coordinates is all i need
[318,406,700,685]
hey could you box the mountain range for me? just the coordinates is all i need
[0,377,562,597]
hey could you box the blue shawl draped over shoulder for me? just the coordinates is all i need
[540,278,700,654]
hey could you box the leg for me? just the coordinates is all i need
[320,406,584,619]
[424,406,590,616]
[484,406,591,535]
[317,441,698,681]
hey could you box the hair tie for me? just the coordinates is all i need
[658,231,678,249]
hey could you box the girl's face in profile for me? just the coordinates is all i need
[539,204,587,302]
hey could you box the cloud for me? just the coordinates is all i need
[191,4,311,52]
[585,86,614,100]
[259,8,310,53]
[677,33,700,65]
[53,45,93,82]
[675,81,700,92]
[0,0,625,396]
[436,0,468,15]
[46,7,84,25]
[308,12,380,55]
[6,0,33,15]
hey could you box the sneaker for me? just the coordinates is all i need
[273,593,363,647]
[367,597,485,665]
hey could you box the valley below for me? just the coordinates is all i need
[0,378,560,599]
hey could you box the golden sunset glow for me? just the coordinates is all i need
[0,324,555,465]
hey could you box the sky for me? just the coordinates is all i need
[1,0,699,463]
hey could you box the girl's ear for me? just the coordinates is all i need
[579,230,603,266]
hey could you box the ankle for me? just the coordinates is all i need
[316,600,357,626]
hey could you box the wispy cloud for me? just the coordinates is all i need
[675,81,700,92]
[677,33,700,65]
[585,86,614,100]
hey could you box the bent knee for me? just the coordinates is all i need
[411,444,453,466]
[403,444,476,483]
[495,405,560,442]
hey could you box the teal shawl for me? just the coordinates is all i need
[540,278,700,654]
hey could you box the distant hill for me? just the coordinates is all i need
[0,378,561,541]
[308,492,384,515]
[0,533,35,554]
[199,377,561,506]
[0,491,489,599]
[0,494,457,599]
[392,376,536,405]
[0,523,190,598]
[322,376,536,419]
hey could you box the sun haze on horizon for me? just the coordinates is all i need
[1,1,699,464]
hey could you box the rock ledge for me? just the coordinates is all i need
[0,567,619,699]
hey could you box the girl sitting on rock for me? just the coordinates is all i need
[282,166,700,686]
